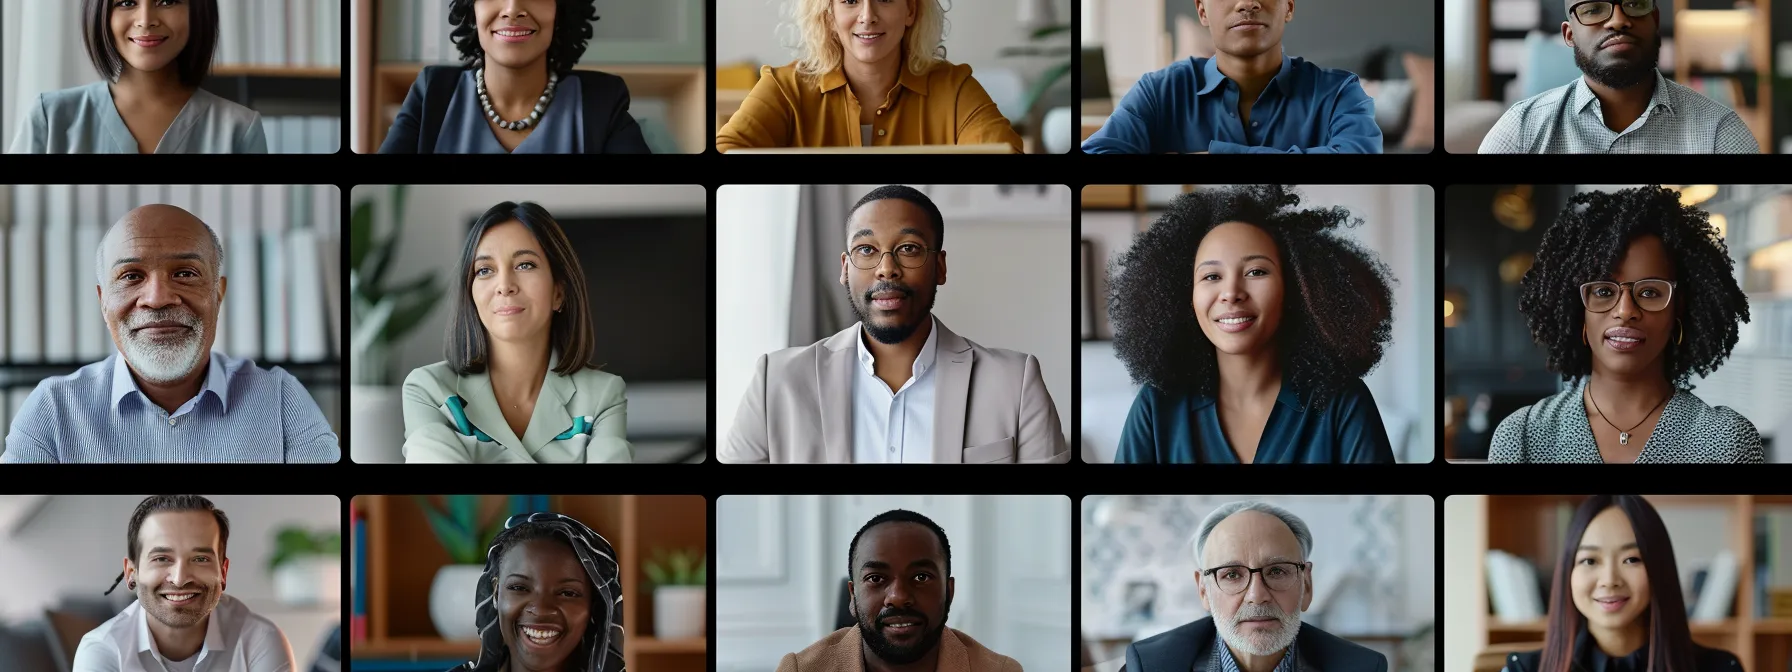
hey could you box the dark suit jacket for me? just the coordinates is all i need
[1124,617,1388,672]
[1503,630,1742,672]
[378,65,652,154]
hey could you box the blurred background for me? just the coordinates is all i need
[1080,495,1435,672]
[714,185,1073,445]
[1080,0,1436,152]
[715,495,1070,672]
[349,495,706,672]
[1444,495,1792,672]
[1441,184,1792,461]
[2,0,342,153]
[713,0,1075,153]
[1442,0,1789,153]
[0,184,343,456]
[349,0,706,153]
[346,185,708,463]
[0,494,341,672]
[1079,185,1437,463]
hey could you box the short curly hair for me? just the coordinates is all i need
[449,0,599,78]
[1107,185,1396,408]
[1518,185,1750,388]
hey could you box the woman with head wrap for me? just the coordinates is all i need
[449,512,625,672]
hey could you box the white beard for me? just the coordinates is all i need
[1214,600,1303,657]
[123,320,208,384]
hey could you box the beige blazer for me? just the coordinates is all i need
[721,319,1068,463]
[776,626,1023,672]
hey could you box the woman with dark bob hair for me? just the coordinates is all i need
[1491,185,1762,462]
[448,512,626,672]
[401,201,631,462]
[380,0,650,154]
[9,0,266,153]
[1501,495,1742,672]
[1108,185,1398,462]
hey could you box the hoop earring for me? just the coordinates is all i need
[1582,329,1587,346]
[128,581,136,590]
[1678,319,1684,346]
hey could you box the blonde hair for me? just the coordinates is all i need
[789,0,948,78]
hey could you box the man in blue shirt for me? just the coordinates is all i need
[1,204,339,462]
[1081,0,1382,154]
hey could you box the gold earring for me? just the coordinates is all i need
[1582,329,1587,346]
[1677,319,1684,345]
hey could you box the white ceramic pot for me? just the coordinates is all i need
[430,564,488,640]
[349,385,405,463]
[273,556,342,606]
[1043,106,1073,154]
[653,586,706,639]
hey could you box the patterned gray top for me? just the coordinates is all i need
[1478,69,1760,154]
[1489,377,1764,463]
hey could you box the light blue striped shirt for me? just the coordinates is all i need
[1,351,338,463]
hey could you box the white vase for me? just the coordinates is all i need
[1044,106,1073,154]
[273,556,342,607]
[349,385,405,463]
[430,564,488,640]
[652,586,706,639]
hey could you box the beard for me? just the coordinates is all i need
[121,307,207,384]
[135,578,222,630]
[846,281,937,345]
[854,598,952,665]
[1215,601,1303,657]
[1574,32,1660,90]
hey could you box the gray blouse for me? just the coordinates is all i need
[7,81,267,154]
[434,69,584,154]
[1489,377,1764,463]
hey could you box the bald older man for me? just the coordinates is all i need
[2,205,339,462]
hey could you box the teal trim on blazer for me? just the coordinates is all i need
[554,416,590,440]
[444,396,496,443]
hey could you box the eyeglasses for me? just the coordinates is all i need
[1567,0,1654,26]
[1580,279,1675,313]
[847,242,936,270]
[1200,562,1307,595]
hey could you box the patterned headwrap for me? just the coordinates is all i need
[448,512,625,672]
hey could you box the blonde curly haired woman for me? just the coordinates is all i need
[716,0,1023,153]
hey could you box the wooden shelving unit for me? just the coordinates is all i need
[1673,0,1774,152]
[214,65,343,79]
[1477,495,1792,672]
[351,495,707,672]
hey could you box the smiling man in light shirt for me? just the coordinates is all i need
[73,495,296,672]
[1,204,339,462]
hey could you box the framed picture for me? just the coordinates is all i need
[1081,240,1098,340]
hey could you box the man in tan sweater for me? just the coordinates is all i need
[777,510,1024,672]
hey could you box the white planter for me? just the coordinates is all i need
[349,385,405,463]
[273,556,342,607]
[653,586,706,639]
[1044,106,1073,154]
[430,564,488,640]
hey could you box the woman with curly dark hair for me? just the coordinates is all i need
[1108,185,1398,463]
[1490,186,1762,462]
[379,0,651,154]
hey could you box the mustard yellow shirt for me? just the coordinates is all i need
[717,60,1023,153]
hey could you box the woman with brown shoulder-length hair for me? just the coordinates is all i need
[400,201,631,462]
[1503,495,1742,672]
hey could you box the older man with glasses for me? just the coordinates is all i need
[1124,501,1388,672]
[1479,0,1759,153]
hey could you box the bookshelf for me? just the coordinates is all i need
[350,495,707,672]
[1673,0,1774,152]
[1477,495,1792,672]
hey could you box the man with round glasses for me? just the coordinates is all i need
[1124,501,1387,672]
[1478,0,1759,153]
[721,185,1069,464]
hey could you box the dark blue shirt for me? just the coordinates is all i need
[1082,53,1382,154]
[1114,378,1394,463]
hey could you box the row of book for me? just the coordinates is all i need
[216,0,342,68]
[265,116,344,155]
[1,185,342,365]
[381,0,479,64]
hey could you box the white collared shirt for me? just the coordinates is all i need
[72,594,296,672]
[851,317,939,463]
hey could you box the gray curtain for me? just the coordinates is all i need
[788,185,860,346]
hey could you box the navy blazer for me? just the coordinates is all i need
[1124,617,1388,672]
[379,65,651,154]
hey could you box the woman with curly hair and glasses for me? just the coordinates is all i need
[715,0,1023,153]
[1108,185,1398,463]
[379,0,651,154]
[1491,185,1761,462]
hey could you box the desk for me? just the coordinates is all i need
[724,143,1015,154]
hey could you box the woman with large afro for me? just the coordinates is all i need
[1108,185,1398,463]
[1491,185,1762,462]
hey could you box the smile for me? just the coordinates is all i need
[854,32,885,42]
[1213,314,1257,332]
[129,36,168,47]
[521,625,563,645]
[1595,596,1629,612]
[494,306,524,316]
[162,592,199,603]
[495,27,537,42]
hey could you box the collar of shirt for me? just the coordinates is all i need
[820,64,931,109]
[111,350,231,417]
[1214,626,1300,672]
[1195,52,1297,99]
[135,598,227,667]
[1186,380,1304,413]
[856,315,940,388]
[1570,68,1675,123]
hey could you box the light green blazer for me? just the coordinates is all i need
[400,356,631,463]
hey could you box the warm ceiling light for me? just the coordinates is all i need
[1444,300,1455,318]
[1679,185,1719,206]
[1500,252,1535,284]
[1708,213,1727,238]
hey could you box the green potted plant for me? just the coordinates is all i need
[417,496,509,640]
[643,548,706,639]
[269,526,342,607]
[1000,23,1073,152]
[349,184,444,461]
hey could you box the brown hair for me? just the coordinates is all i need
[446,201,597,376]
[83,0,219,87]
[106,495,231,595]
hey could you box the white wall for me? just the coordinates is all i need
[2,0,90,149]
[716,495,1071,672]
[1443,0,1478,102]
[0,495,340,667]
[1442,495,1485,672]
[715,185,801,444]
